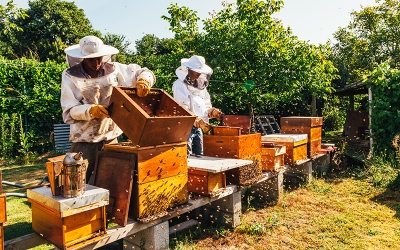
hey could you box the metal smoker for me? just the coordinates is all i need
[62,152,87,198]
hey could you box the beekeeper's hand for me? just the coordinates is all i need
[208,107,224,121]
[90,104,109,118]
[194,117,212,133]
[136,78,151,97]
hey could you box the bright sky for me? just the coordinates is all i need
[4,0,377,49]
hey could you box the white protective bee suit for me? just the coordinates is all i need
[60,36,156,183]
[172,55,216,156]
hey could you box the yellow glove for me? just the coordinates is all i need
[90,105,109,118]
[207,107,224,121]
[136,78,151,97]
[194,117,212,133]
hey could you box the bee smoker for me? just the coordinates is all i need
[62,152,87,198]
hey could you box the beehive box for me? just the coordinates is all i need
[280,117,322,158]
[104,142,188,183]
[222,115,252,134]
[187,155,252,196]
[130,173,188,222]
[261,143,286,171]
[188,169,226,196]
[27,185,108,249]
[261,134,308,165]
[102,142,188,222]
[108,87,196,147]
[203,132,263,185]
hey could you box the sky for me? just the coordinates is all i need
[3,0,377,50]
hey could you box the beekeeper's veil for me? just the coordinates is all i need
[176,55,213,90]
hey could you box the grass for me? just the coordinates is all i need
[170,176,400,250]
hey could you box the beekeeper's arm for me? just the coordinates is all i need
[203,91,223,121]
[115,63,156,97]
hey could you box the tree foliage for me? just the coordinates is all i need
[6,0,100,62]
[331,0,400,87]
[161,0,338,118]
[367,62,400,154]
[0,57,66,158]
[0,0,28,57]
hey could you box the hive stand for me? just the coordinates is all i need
[283,159,313,189]
[247,171,284,206]
[4,157,286,250]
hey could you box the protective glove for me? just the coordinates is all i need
[90,104,109,118]
[207,107,224,121]
[194,117,212,133]
[136,78,151,97]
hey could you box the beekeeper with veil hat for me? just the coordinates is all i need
[61,35,156,183]
[172,55,224,157]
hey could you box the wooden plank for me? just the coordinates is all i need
[213,126,241,136]
[93,151,136,227]
[187,155,253,173]
[0,195,6,223]
[280,116,323,127]
[4,233,50,250]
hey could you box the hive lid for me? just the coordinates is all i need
[261,133,308,142]
[27,184,109,216]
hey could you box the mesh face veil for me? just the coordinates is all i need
[183,71,211,90]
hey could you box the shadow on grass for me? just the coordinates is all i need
[370,173,400,220]
[4,221,34,241]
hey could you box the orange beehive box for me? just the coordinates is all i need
[108,87,196,147]
[261,143,286,171]
[280,117,322,158]
[222,115,252,134]
[261,134,308,165]
[203,133,263,185]
[188,169,226,196]
[27,185,109,250]
[102,142,188,222]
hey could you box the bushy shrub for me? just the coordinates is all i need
[0,57,66,160]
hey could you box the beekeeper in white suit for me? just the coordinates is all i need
[172,55,224,156]
[61,35,156,182]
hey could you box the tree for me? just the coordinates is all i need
[0,0,27,57]
[162,0,337,117]
[331,0,400,87]
[102,33,133,64]
[10,0,100,62]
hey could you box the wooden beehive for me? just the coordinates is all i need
[27,185,109,250]
[188,169,226,196]
[261,134,308,165]
[108,87,196,147]
[222,115,252,134]
[101,142,188,223]
[280,117,322,158]
[261,142,286,171]
[187,155,252,196]
[130,173,188,222]
[203,130,263,185]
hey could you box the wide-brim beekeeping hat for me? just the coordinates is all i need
[64,35,119,59]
